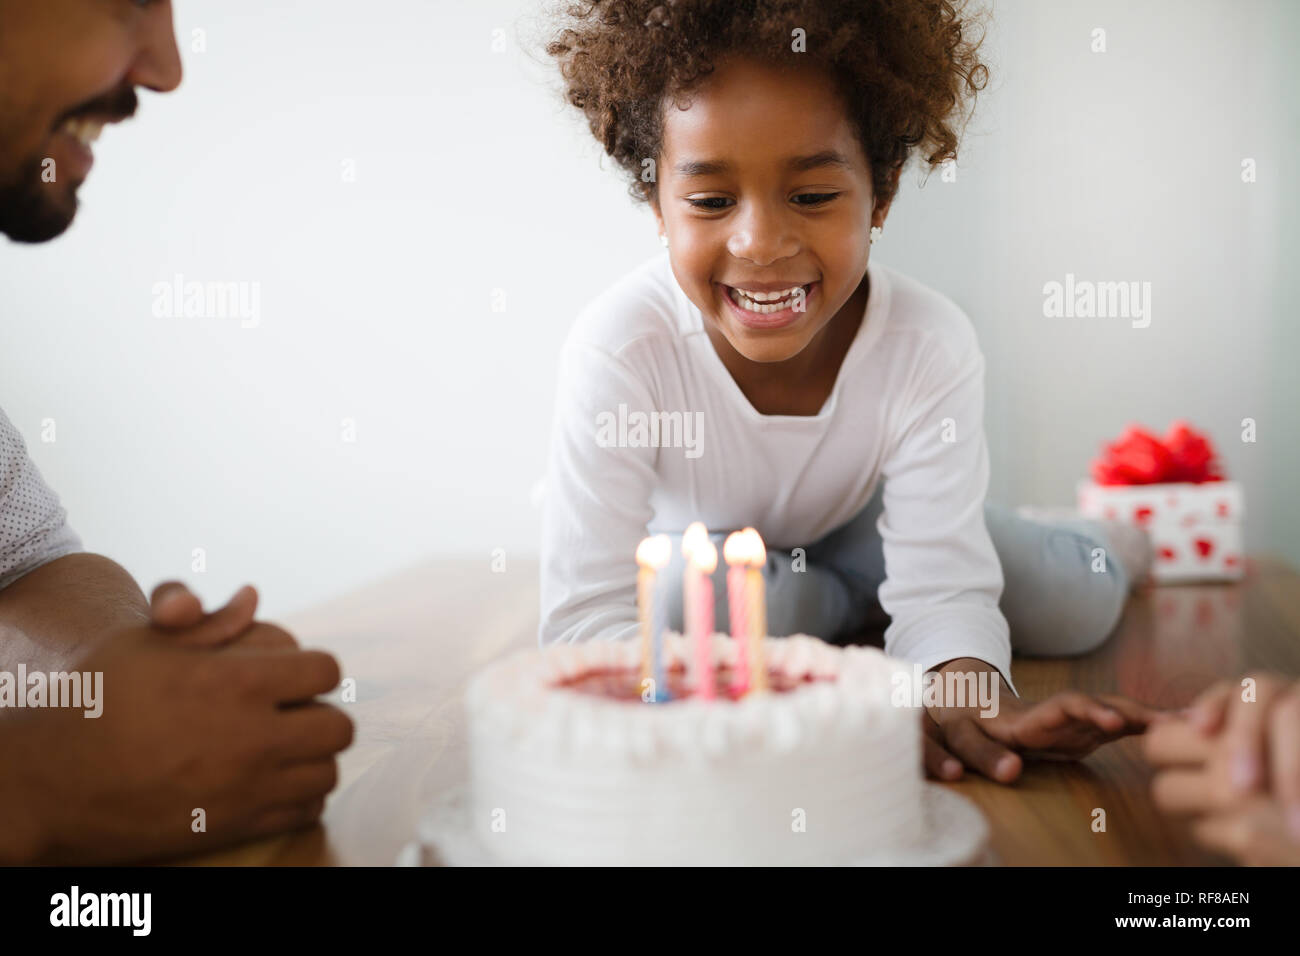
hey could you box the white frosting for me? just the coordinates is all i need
[465,633,924,865]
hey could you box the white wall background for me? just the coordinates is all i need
[2,0,1296,618]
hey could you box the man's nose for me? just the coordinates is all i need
[127,7,184,94]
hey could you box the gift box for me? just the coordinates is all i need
[1076,421,1245,584]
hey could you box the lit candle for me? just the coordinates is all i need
[636,535,671,693]
[681,522,711,700]
[681,521,709,563]
[681,521,708,645]
[723,531,752,695]
[690,540,718,699]
[744,528,769,693]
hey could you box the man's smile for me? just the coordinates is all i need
[44,82,139,184]
[48,115,112,181]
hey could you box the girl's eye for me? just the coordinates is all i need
[685,193,841,211]
[794,192,840,207]
[686,197,732,210]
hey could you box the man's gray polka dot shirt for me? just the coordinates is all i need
[0,406,83,591]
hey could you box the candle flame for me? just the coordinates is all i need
[691,539,718,574]
[723,531,749,566]
[681,521,709,559]
[636,534,672,569]
[724,528,767,567]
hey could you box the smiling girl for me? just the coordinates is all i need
[538,0,1159,783]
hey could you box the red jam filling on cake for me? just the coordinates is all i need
[554,662,832,701]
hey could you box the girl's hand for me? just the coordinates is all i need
[922,657,1160,784]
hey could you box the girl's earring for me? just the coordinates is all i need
[869,225,883,245]
[660,234,669,248]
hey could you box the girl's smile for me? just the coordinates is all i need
[717,280,819,331]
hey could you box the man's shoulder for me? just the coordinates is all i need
[0,401,82,589]
[0,404,31,466]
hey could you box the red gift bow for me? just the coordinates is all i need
[1090,420,1225,485]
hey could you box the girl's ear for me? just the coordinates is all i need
[872,198,893,229]
[873,164,904,226]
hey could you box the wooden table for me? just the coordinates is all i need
[189,555,1300,866]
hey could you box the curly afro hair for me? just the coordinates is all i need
[542,0,990,209]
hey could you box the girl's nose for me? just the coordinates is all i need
[726,209,799,265]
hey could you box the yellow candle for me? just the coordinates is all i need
[637,566,653,682]
[690,540,718,699]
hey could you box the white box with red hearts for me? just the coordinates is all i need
[1076,479,1245,583]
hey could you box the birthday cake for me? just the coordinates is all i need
[463,631,926,866]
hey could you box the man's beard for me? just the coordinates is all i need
[0,84,138,244]
[0,153,78,243]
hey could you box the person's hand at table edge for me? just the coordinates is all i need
[0,625,352,865]
[922,656,1163,784]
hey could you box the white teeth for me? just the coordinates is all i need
[60,117,104,148]
[733,285,803,302]
[728,284,808,314]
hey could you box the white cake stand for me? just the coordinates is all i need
[404,782,990,867]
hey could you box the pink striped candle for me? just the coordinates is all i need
[681,523,711,698]
[744,529,769,693]
[724,532,751,695]
[690,540,718,699]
